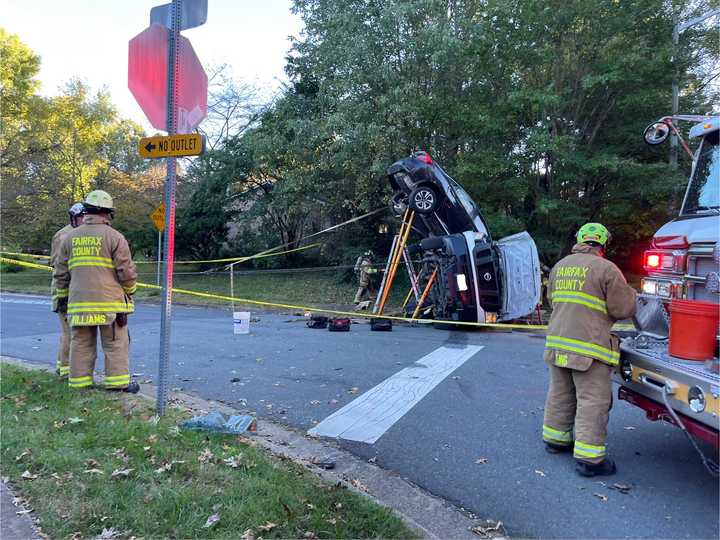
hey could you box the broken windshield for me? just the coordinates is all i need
[682,130,720,215]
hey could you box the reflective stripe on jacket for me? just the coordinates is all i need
[50,224,73,312]
[53,215,137,327]
[544,243,636,369]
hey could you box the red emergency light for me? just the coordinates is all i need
[418,152,433,165]
[643,249,686,273]
[646,253,661,268]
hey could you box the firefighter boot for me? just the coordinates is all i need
[107,381,140,394]
[545,442,573,454]
[575,458,617,477]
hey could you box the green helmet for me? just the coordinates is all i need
[576,222,610,246]
[84,190,114,210]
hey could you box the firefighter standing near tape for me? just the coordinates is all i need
[53,190,139,393]
[50,203,86,379]
[542,223,636,477]
[353,250,378,305]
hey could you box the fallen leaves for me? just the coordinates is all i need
[110,468,133,480]
[109,448,128,460]
[85,458,100,468]
[95,527,121,539]
[534,469,546,477]
[609,482,632,494]
[67,416,84,424]
[20,470,38,480]
[348,477,369,492]
[203,511,221,528]
[84,469,104,475]
[470,520,504,537]
[474,458,489,465]
[593,492,608,502]
[241,529,256,540]
[258,521,278,532]
[15,449,31,462]
[223,456,241,469]
[303,532,318,539]
[154,460,184,474]
[29,405,46,412]
[198,448,215,464]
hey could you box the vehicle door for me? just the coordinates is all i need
[495,231,541,320]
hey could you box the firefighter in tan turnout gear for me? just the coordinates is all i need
[50,203,86,379]
[53,190,139,393]
[354,250,378,305]
[542,223,636,477]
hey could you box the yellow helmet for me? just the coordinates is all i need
[84,190,114,210]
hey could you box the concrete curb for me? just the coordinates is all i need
[1,356,505,539]
[1,481,41,540]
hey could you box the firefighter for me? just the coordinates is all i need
[50,203,86,378]
[542,223,636,477]
[53,190,139,393]
[353,250,378,304]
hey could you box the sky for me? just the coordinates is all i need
[2,0,303,130]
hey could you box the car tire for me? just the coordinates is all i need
[409,185,439,215]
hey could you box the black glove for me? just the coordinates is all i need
[116,313,128,327]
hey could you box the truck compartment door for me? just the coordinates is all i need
[496,231,541,320]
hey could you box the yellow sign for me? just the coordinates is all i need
[150,202,165,232]
[139,133,205,158]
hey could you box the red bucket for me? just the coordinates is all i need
[668,299,720,361]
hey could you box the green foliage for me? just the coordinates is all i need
[1,29,151,252]
[204,0,716,267]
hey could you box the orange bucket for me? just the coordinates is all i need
[668,299,720,361]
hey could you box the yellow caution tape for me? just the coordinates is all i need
[133,242,322,264]
[0,256,636,333]
[0,251,50,260]
[1,257,55,271]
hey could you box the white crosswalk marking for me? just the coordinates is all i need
[308,344,483,444]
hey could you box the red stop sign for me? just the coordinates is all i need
[128,24,208,133]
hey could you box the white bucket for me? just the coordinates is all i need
[233,311,250,334]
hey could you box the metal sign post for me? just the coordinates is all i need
[156,0,181,416]
[149,202,166,287]
[156,231,162,286]
[129,0,207,415]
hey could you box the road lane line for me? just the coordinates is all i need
[308,344,483,444]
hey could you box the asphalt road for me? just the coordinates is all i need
[1,293,718,539]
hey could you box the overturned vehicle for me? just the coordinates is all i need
[386,151,542,323]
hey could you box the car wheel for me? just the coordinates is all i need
[409,186,439,214]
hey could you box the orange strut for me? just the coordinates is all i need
[411,268,437,320]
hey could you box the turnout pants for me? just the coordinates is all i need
[354,285,370,304]
[56,311,70,377]
[68,322,130,390]
[542,360,613,464]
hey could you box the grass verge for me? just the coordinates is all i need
[0,364,415,539]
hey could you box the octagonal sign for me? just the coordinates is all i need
[128,24,208,134]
